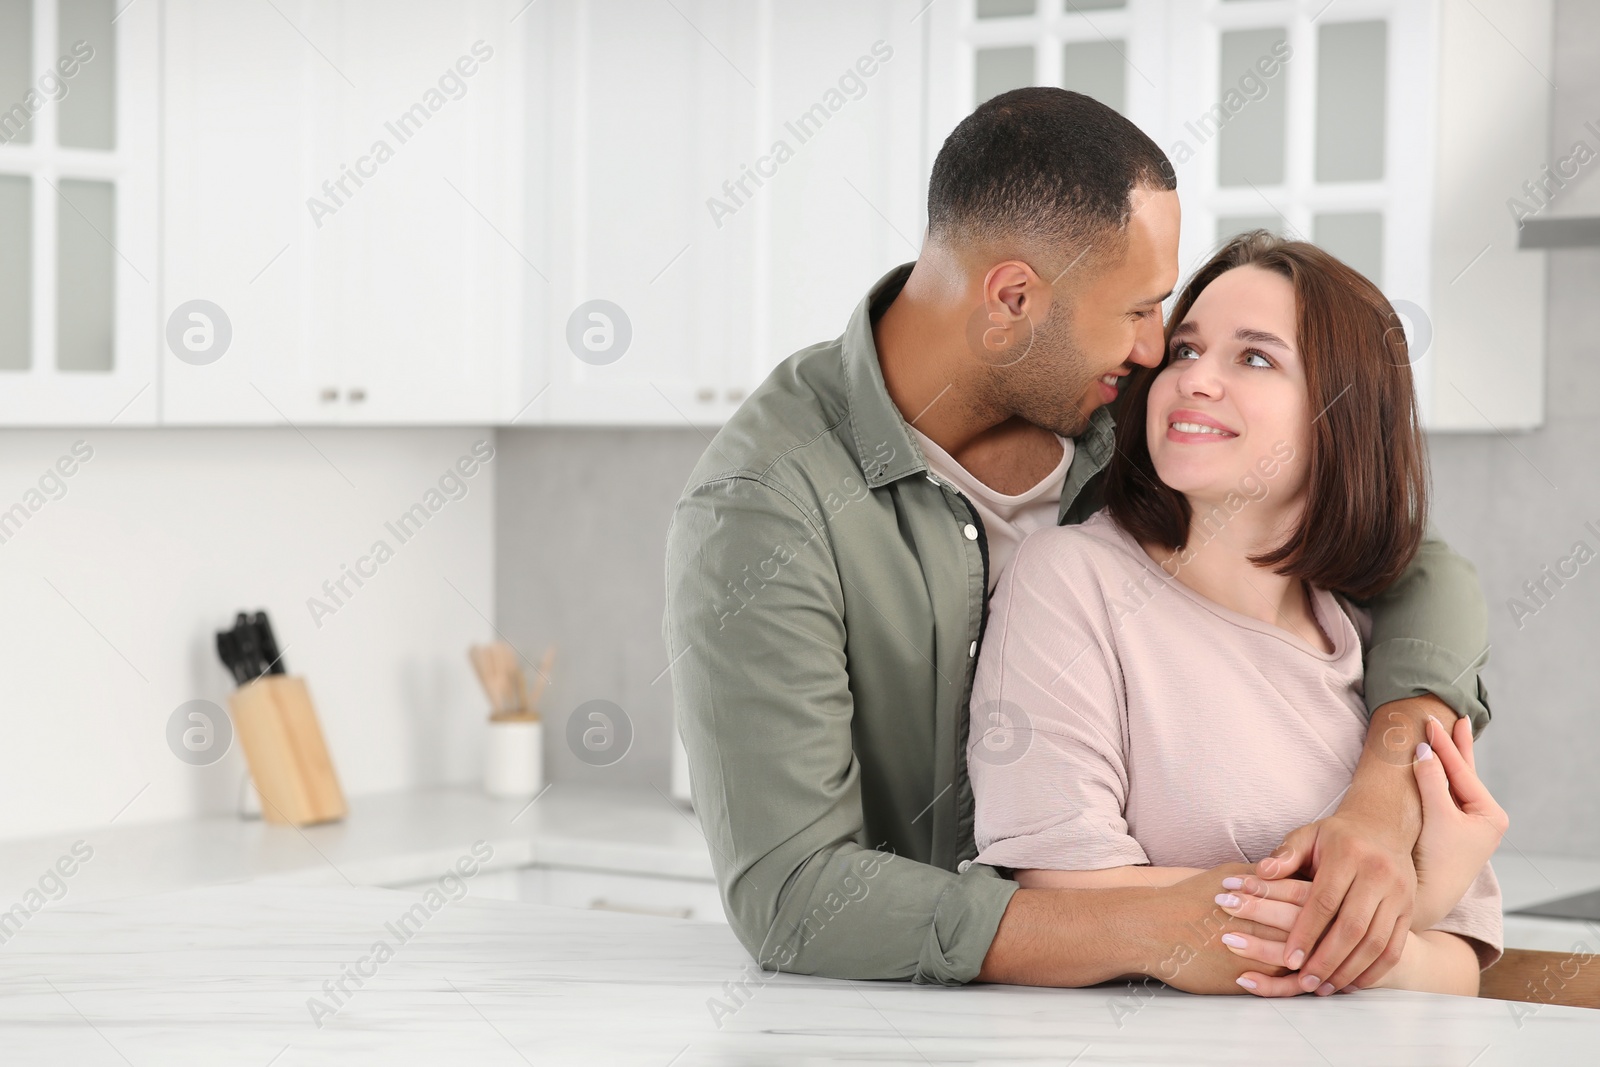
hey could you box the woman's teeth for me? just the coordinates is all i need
[1171,421,1231,436]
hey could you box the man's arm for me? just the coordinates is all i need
[978,866,1295,991]
[1361,529,1491,733]
[664,475,1014,983]
[1254,530,1491,993]
[1015,866,1203,890]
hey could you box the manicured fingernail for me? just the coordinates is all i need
[1221,876,1244,890]
[1417,742,1434,761]
[1427,714,1441,730]
[1236,976,1258,990]
[1301,974,1321,991]
[1287,949,1306,969]
[1221,933,1248,948]
[1215,893,1241,908]
[1318,983,1336,996]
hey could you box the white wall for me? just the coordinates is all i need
[0,427,496,840]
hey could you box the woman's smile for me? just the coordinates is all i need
[1166,408,1238,442]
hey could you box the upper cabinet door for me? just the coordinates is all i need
[523,0,757,427]
[161,0,525,426]
[521,0,928,428]
[310,0,526,426]
[161,0,320,425]
[0,0,158,426]
[745,1,927,393]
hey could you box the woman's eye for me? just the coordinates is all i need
[1244,351,1272,368]
[1170,343,1198,361]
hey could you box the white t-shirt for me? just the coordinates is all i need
[910,426,1074,593]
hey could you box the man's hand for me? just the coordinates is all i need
[1251,695,1444,993]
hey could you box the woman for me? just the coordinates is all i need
[967,231,1507,997]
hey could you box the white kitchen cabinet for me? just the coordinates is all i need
[519,0,927,426]
[925,0,1554,431]
[0,0,159,426]
[160,0,525,426]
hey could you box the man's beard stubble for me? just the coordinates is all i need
[995,308,1099,439]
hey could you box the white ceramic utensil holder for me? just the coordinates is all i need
[485,717,543,798]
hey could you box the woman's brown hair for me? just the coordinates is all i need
[1104,230,1428,600]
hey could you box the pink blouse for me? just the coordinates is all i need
[967,510,1503,968]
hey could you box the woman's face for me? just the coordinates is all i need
[1145,265,1310,516]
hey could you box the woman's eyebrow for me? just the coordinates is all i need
[1167,321,1293,351]
[1236,327,1291,350]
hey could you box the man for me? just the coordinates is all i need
[662,88,1489,995]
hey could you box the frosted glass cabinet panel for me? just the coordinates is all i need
[977,0,1035,16]
[0,0,32,144]
[1217,28,1288,187]
[1315,21,1387,183]
[1217,215,1287,244]
[1061,39,1124,114]
[55,178,114,371]
[0,175,28,369]
[975,46,1036,104]
[57,0,116,150]
[1314,212,1385,287]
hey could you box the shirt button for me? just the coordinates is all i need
[968,641,977,657]
[963,523,978,540]
[957,860,972,874]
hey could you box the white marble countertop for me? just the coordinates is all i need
[2,881,1597,1065]
[0,784,714,907]
[6,782,1600,952]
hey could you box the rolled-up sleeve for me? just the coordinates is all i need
[1358,527,1492,735]
[663,475,1016,984]
[968,533,1147,873]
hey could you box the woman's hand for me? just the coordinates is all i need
[1220,718,1507,996]
[1410,715,1509,930]
[1212,875,1330,996]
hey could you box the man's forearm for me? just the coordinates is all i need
[1338,694,1453,845]
[1016,866,1204,890]
[976,886,1158,986]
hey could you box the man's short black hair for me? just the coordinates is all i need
[927,87,1176,264]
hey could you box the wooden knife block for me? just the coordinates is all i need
[228,675,346,826]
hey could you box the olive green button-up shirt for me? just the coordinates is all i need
[662,263,1491,986]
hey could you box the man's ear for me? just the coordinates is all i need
[983,260,1039,320]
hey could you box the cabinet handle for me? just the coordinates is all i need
[347,388,367,403]
[695,387,715,403]
[319,387,339,403]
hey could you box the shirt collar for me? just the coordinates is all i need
[841,261,1120,501]
[842,263,925,488]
